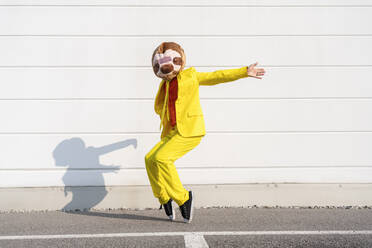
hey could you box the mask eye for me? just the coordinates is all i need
[173,57,182,65]
[153,62,159,73]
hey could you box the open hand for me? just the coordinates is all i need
[247,62,266,79]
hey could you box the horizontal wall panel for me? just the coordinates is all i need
[1,7,371,35]
[0,68,158,99]
[0,36,370,66]
[0,100,371,132]
[1,167,372,188]
[0,132,371,170]
[1,0,372,6]
[1,67,372,99]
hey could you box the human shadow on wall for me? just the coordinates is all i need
[52,137,137,212]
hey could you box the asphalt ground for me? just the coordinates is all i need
[0,207,372,247]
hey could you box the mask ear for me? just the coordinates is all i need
[151,42,165,75]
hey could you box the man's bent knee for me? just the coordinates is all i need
[153,151,169,164]
[145,153,153,166]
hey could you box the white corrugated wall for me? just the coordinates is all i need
[0,0,372,210]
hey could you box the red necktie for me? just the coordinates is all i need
[163,77,178,127]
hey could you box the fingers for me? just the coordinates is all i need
[251,75,262,79]
[257,68,266,77]
[248,62,266,79]
[249,62,259,68]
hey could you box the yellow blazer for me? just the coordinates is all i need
[154,66,249,139]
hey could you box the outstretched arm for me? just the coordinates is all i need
[94,139,137,156]
[196,62,266,86]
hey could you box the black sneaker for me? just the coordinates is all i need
[159,198,175,221]
[179,191,194,223]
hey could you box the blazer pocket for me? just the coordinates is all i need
[187,109,204,117]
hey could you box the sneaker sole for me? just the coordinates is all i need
[184,191,194,224]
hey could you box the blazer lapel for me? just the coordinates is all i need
[154,79,166,115]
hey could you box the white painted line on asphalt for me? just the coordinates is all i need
[184,233,209,248]
[1,230,372,240]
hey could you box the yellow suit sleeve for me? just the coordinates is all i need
[195,66,249,86]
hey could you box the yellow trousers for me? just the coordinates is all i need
[145,125,203,206]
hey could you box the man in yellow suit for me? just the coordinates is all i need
[145,42,266,223]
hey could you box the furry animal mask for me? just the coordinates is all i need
[151,42,186,81]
